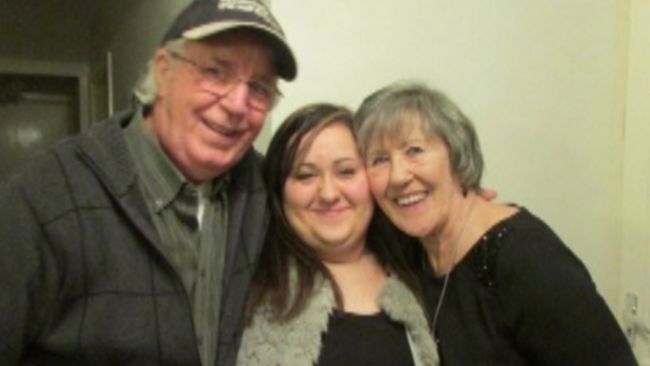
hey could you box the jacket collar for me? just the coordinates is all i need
[75,107,266,292]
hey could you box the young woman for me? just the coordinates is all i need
[236,103,439,366]
[353,82,637,366]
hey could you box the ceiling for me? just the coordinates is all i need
[0,0,103,61]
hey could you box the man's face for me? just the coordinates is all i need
[149,29,278,183]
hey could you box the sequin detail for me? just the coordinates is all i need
[467,225,510,293]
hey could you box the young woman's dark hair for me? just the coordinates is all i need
[245,103,422,323]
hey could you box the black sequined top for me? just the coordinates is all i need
[419,208,636,366]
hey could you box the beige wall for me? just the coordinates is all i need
[271,0,630,318]
[621,0,650,362]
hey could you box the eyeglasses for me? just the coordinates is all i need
[169,51,281,111]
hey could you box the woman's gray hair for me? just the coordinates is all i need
[353,81,484,193]
[132,39,187,106]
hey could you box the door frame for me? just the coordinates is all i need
[0,57,90,131]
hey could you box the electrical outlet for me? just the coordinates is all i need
[624,292,639,346]
[625,292,639,317]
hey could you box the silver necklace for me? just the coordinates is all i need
[430,198,476,338]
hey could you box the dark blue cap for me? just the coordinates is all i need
[163,0,297,80]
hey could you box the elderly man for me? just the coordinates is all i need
[0,0,296,365]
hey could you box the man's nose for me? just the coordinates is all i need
[220,81,250,116]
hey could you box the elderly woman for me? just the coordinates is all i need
[237,103,438,366]
[353,82,636,366]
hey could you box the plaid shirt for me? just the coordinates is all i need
[125,111,229,366]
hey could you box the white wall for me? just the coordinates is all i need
[271,0,629,312]
[621,0,650,361]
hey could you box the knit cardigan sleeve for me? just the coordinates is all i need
[237,272,440,366]
[236,275,335,366]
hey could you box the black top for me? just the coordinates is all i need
[419,208,637,366]
[317,310,416,366]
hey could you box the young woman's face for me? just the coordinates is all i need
[283,122,374,262]
[365,121,464,240]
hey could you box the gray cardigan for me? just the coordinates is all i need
[0,109,269,365]
[237,271,439,366]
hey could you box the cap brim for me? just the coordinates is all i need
[183,21,297,81]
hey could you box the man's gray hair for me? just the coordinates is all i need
[133,39,187,106]
[353,81,484,193]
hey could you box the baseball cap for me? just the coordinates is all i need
[163,0,297,81]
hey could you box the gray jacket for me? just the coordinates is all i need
[237,271,439,366]
[0,109,268,366]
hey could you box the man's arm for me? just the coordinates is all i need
[0,179,60,364]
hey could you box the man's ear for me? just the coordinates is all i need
[153,48,172,98]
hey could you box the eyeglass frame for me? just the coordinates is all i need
[168,50,282,111]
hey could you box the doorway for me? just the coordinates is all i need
[0,73,79,180]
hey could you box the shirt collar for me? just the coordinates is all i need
[125,109,229,212]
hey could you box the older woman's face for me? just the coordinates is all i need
[365,121,464,240]
[283,122,374,262]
